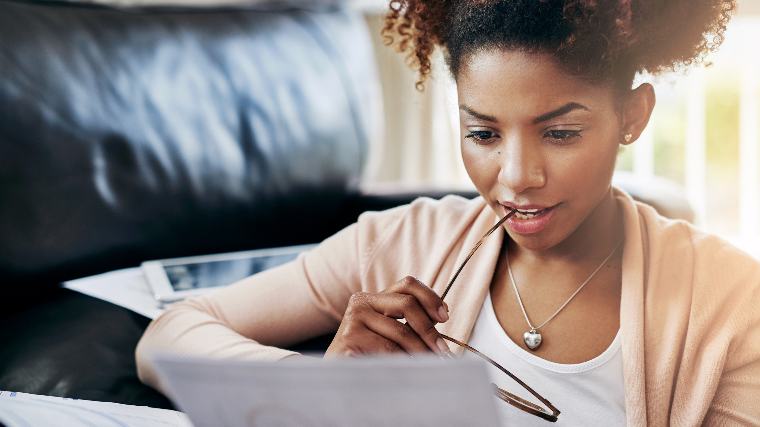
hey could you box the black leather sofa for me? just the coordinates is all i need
[0,0,469,410]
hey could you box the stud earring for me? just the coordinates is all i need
[623,133,633,143]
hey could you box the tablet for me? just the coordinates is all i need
[142,244,315,303]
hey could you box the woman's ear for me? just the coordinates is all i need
[619,83,656,145]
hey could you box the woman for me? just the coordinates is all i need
[136,0,760,424]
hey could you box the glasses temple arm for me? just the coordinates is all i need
[440,209,516,301]
[441,334,560,419]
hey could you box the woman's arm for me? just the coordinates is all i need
[135,219,372,394]
[702,279,760,425]
[703,339,760,425]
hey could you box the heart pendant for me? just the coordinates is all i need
[523,329,542,350]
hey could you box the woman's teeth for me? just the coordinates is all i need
[513,209,545,220]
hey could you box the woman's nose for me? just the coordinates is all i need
[497,136,546,194]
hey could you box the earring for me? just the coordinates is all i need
[623,133,633,143]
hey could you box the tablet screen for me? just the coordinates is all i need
[164,253,299,291]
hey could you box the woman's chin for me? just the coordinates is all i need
[504,228,557,251]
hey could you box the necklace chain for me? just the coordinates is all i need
[507,240,622,332]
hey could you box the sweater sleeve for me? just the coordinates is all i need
[703,266,760,425]
[135,206,407,394]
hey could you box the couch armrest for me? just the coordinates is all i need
[0,288,174,409]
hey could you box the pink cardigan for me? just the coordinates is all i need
[136,187,760,425]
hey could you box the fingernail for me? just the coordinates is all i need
[443,301,449,312]
[438,306,449,322]
[436,337,449,354]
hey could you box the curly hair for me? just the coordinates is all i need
[382,0,736,91]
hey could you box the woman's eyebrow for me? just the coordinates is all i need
[532,102,589,124]
[459,102,590,124]
[459,105,499,123]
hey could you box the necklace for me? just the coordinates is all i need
[507,240,622,351]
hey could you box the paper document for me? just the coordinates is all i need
[153,354,502,427]
[62,267,164,319]
[0,391,191,427]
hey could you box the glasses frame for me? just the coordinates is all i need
[438,210,561,423]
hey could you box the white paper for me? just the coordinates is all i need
[62,267,164,319]
[152,354,502,427]
[0,391,191,427]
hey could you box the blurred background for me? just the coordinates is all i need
[357,0,760,260]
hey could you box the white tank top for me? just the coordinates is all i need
[462,292,627,426]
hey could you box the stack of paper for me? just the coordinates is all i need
[62,267,164,319]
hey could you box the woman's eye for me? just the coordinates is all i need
[544,129,581,143]
[464,130,496,143]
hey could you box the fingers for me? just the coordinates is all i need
[386,276,449,324]
[365,277,449,354]
[325,276,451,358]
[346,330,404,356]
[365,293,441,353]
[325,336,402,358]
[361,310,431,354]
[324,303,405,358]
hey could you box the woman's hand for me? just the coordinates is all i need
[324,276,451,358]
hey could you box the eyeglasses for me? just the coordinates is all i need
[438,209,561,423]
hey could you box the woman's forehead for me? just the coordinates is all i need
[456,48,614,120]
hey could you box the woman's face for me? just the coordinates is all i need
[457,49,623,252]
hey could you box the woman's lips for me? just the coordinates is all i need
[501,204,557,235]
